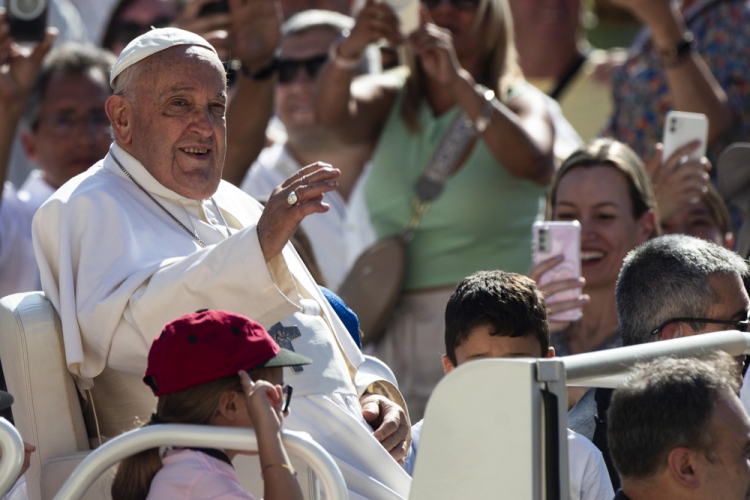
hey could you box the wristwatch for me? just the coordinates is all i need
[472,85,496,133]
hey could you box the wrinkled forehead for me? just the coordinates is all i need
[136,45,227,89]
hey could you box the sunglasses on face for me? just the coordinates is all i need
[277,55,328,85]
[281,384,293,413]
[649,314,750,337]
[420,0,480,11]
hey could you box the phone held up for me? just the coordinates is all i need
[661,111,708,164]
[532,221,582,323]
[6,0,48,43]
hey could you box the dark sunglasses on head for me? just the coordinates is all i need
[420,0,480,11]
[277,55,328,85]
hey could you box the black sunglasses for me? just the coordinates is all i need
[277,55,328,85]
[420,0,480,11]
[282,384,293,413]
[649,315,750,337]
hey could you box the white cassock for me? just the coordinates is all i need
[32,143,412,500]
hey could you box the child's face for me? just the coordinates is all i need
[443,324,552,373]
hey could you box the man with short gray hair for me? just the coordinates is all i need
[617,234,749,346]
[569,234,750,490]
[608,353,750,500]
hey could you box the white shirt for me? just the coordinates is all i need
[404,422,613,500]
[33,144,411,500]
[0,170,54,297]
[567,429,615,500]
[241,142,376,292]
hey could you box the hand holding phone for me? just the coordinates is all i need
[6,0,48,43]
[531,221,583,324]
[661,111,708,164]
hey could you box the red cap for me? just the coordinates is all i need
[144,309,311,396]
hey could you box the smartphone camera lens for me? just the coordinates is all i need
[538,227,550,253]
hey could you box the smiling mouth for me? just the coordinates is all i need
[180,147,209,155]
[581,251,605,262]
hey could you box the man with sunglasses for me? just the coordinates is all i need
[230,10,379,291]
[569,234,750,491]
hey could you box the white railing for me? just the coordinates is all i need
[0,417,24,497]
[564,330,750,387]
[54,425,347,500]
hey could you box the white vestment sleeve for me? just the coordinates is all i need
[33,177,301,388]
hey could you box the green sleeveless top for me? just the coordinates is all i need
[365,83,546,291]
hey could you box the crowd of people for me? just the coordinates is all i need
[1,0,750,499]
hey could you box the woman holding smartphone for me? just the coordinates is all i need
[530,139,657,359]
[315,0,555,418]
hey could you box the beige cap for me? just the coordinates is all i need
[109,27,218,88]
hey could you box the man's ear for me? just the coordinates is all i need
[442,354,455,374]
[660,322,684,341]
[106,94,133,145]
[19,130,39,162]
[547,346,555,358]
[667,447,701,489]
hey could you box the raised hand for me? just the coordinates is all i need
[257,162,340,262]
[226,0,282,71]
[646,141,711,222]
[338,0,402,61]
[407,7,461,87]
[174,0,232,60]
[0,15,55,108]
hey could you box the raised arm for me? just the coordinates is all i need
[221,0,281,186]
[0,18,55,205]
[611,0,733,144]
[409,13,555,185]
[314,0,399,145]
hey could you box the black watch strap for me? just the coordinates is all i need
[241,57,278,80]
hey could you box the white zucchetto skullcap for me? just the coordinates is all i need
[110,27,218,88]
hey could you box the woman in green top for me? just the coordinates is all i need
[316,0,555,418]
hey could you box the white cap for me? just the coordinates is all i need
[110,27,218,88]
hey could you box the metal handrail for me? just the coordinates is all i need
[53,425,347,500]
[0,417,24,497]
[564,330,750,387]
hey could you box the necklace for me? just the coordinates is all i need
[111,152,232,248]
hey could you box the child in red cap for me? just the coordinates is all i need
[111,309,312,500]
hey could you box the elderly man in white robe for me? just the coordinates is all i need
[32,16,412,500]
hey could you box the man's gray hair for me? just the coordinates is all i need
[282,9,381,75]
[24,43,116,130]
[608,353,740,480]
[616,234,749,346]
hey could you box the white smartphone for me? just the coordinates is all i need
[661,111,708,164]
[532,221,582,323]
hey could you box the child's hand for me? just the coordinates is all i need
[238,371,284,432]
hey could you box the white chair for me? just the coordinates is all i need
[54,425,346,500]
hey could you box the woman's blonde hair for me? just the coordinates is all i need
[111,367,274,500]
[548,138,660,237]
[401,0,523,130]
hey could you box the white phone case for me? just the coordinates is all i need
[662,111,708,163]
[532,221,582,323]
